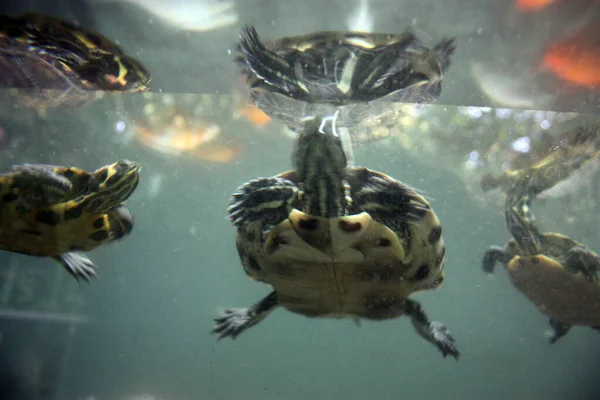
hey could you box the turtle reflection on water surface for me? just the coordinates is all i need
[0,12,150,114]
[235,24,456,132]
[213,116,459,359]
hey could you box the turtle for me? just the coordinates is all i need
[0,159,141,282]
[480,124,600,202]
[482,194,600,343]
[212,116,459,359]
[0,12,151,113]
[234,24,456,132]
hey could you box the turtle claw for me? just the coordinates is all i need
[212,308,255,340]
[55,252,97,282]
[430,321,460,360]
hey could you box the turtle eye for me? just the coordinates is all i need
[413,264,429,281]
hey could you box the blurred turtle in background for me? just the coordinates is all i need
[480,123,600,205]
[0,12,150,116]
[482,194,600,343]
[0,160,141,282]
[213,115,459,359]
[234,24,455,133]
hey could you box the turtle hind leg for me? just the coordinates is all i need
[482,245,510,274]
[212,291,279,340]
[563,246,600,282]
[404,299,459,360]
[227,177,298,229]
[238,25,301,97]
[54,252,96,282]
[546,319,571,344]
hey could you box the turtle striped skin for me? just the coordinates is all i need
[0,160,141,281]
[235,25,456,131]
[0,12,151,111]
[482,195,600,343]
[213,117,458,359]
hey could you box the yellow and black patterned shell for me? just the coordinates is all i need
[235,25,455,131]
[0,160,139,266]
[0,12,151,109]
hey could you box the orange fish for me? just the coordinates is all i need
[539,24,600,88]
[134,115,240,162]
[236,105,272,126]
[515,0,557,11]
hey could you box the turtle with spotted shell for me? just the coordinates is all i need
[0,160,140,281]
[235,25,456,132]
[212,116,459,359]
[482,194,600,343]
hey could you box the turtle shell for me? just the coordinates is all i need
[0,12,151,110]
[234,167,446,320]
[236,25,456,131]
[0,160,139,271]
[507,253,600,327]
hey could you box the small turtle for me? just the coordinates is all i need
[0,12,150,112]
[0,160,141,281]
[482,195,600,343]
[212,116,458,359]
[235,25,455,131]
[480,124,600,201]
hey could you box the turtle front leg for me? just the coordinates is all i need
[212,291,279,340]
[563,246,600,282]
[403,299,459,359]
[482,246,511,274]
[547,319,571,344]
[54,252,96,282]
[227,177,299,231]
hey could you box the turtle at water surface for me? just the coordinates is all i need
[480,124,600,202]
[212,116,459,359]
[482,195,600,343]
[0,160,141,281]
[235,24,456,131]
[0,12,150,113]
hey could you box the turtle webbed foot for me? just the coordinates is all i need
[55,252,96,282]
[546,319,571,344]
[212,291,279,340]
[227,177,298,229]
[428,321,460,359]
[212,308,257,340]
[405,299,459,360]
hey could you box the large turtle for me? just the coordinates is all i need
[482,194,600,343]
[0,12,151,113]
[212,116,459,359]
[0,160,141,281]
[235,25,455,132]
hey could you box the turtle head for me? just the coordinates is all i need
[292,116,349,217]
[83,160,141,213]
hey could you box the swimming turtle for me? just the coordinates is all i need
[235,25,456,131]
[0,12,150,113]
[480,124,600,201]
[212,116,459,359]
[0,160,141,281]
[482,194,600,343]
